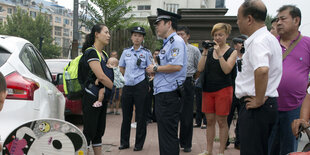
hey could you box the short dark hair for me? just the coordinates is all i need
[0,72,6,93]
[155,49,161,52]
[177,26,190,35]
[241,0,267,22]
[163,19,178,31]
[277,5,301,26]
[271,18,277,24]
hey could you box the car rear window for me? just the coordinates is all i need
[0,47,11,67]
[46,61,69,74]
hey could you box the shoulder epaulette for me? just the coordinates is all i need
[141,47,151,53]
[169,36,175,44]
[124,47,131,50]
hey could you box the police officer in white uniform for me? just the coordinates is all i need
[118,26,152,151]
[147,8,187,155]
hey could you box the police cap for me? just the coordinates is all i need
[154,8,182,25]
[232,35,248,44]
[131,26,146,35]
[232,37,244,44]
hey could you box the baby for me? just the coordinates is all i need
[93,57,125,108]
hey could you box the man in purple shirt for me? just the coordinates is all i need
[269,5,310,155]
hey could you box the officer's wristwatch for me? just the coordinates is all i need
[153,65,158,72]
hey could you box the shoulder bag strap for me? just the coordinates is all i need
[282,35,303,60]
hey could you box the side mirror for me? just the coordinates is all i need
[53,73,63,85]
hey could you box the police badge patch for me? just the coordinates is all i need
[139,54,145,58]
[171,48,179,57]
[161,49,166,54]
[126,53,131,57]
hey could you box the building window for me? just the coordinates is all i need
[63,28,69,36]
[54,37,61,46]
[55,17,61,23]
[216,0,225,8]
[54,26,62,36]
[30,11,36,18]
[63,38,70,48]
[8,8,12,14]
[63,18,69,25]
[165,3,179,13]
[137,5,151,10]
[0,6,2,12]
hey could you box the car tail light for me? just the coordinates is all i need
[5,72,40,100]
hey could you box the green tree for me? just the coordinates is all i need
[265,14,275,31]
[80,0,134,31]
[3,8,60,58]
[0,24,5,34]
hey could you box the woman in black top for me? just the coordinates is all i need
[79,24,113,155]
[197,23,237,155]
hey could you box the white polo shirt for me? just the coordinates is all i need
[235,26,282,99]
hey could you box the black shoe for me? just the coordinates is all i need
[133,147,142,151]
[118,145,129,150]
[193,124,201,128]
[147,120,153,124]
[183,147,191,152]
[234,144,240,150]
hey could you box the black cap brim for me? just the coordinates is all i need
[131,30,146,35]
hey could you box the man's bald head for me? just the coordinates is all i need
[241,0,267,22]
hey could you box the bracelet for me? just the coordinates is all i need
[218,55,223,59]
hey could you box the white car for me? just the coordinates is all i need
[0,35,65,142]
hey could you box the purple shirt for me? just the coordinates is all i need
[277,32,310,111]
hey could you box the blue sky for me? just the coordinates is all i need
[54,0,310,36]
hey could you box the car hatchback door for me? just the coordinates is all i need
[21,45,65,119]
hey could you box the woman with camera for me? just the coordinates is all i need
[198,23,237,155]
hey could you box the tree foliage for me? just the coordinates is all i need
[265,14,275,31]
[2,8,60,58]
[80,0,134,31]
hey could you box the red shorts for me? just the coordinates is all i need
[202,86,233,116]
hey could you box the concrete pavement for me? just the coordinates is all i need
[75,110,240,155]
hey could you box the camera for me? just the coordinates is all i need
[136,58,141,66]
[240,44,245,54]
[134,53,142,66]
[202,41,216,49]
[237,59,242,72]
[233,37,245,54]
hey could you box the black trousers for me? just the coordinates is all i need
[146,84,156,122]
[120,79,148,148]
[239,97,278,155]
[156,90,181,155]
[195,86,207,126]
[179,77,194,148]
[227,94,241,145]
[82,91,108,146]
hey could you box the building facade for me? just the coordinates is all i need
[0,0,88,58]
[126,0,225,24]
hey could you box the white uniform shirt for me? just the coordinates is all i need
[235,26,282,98]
